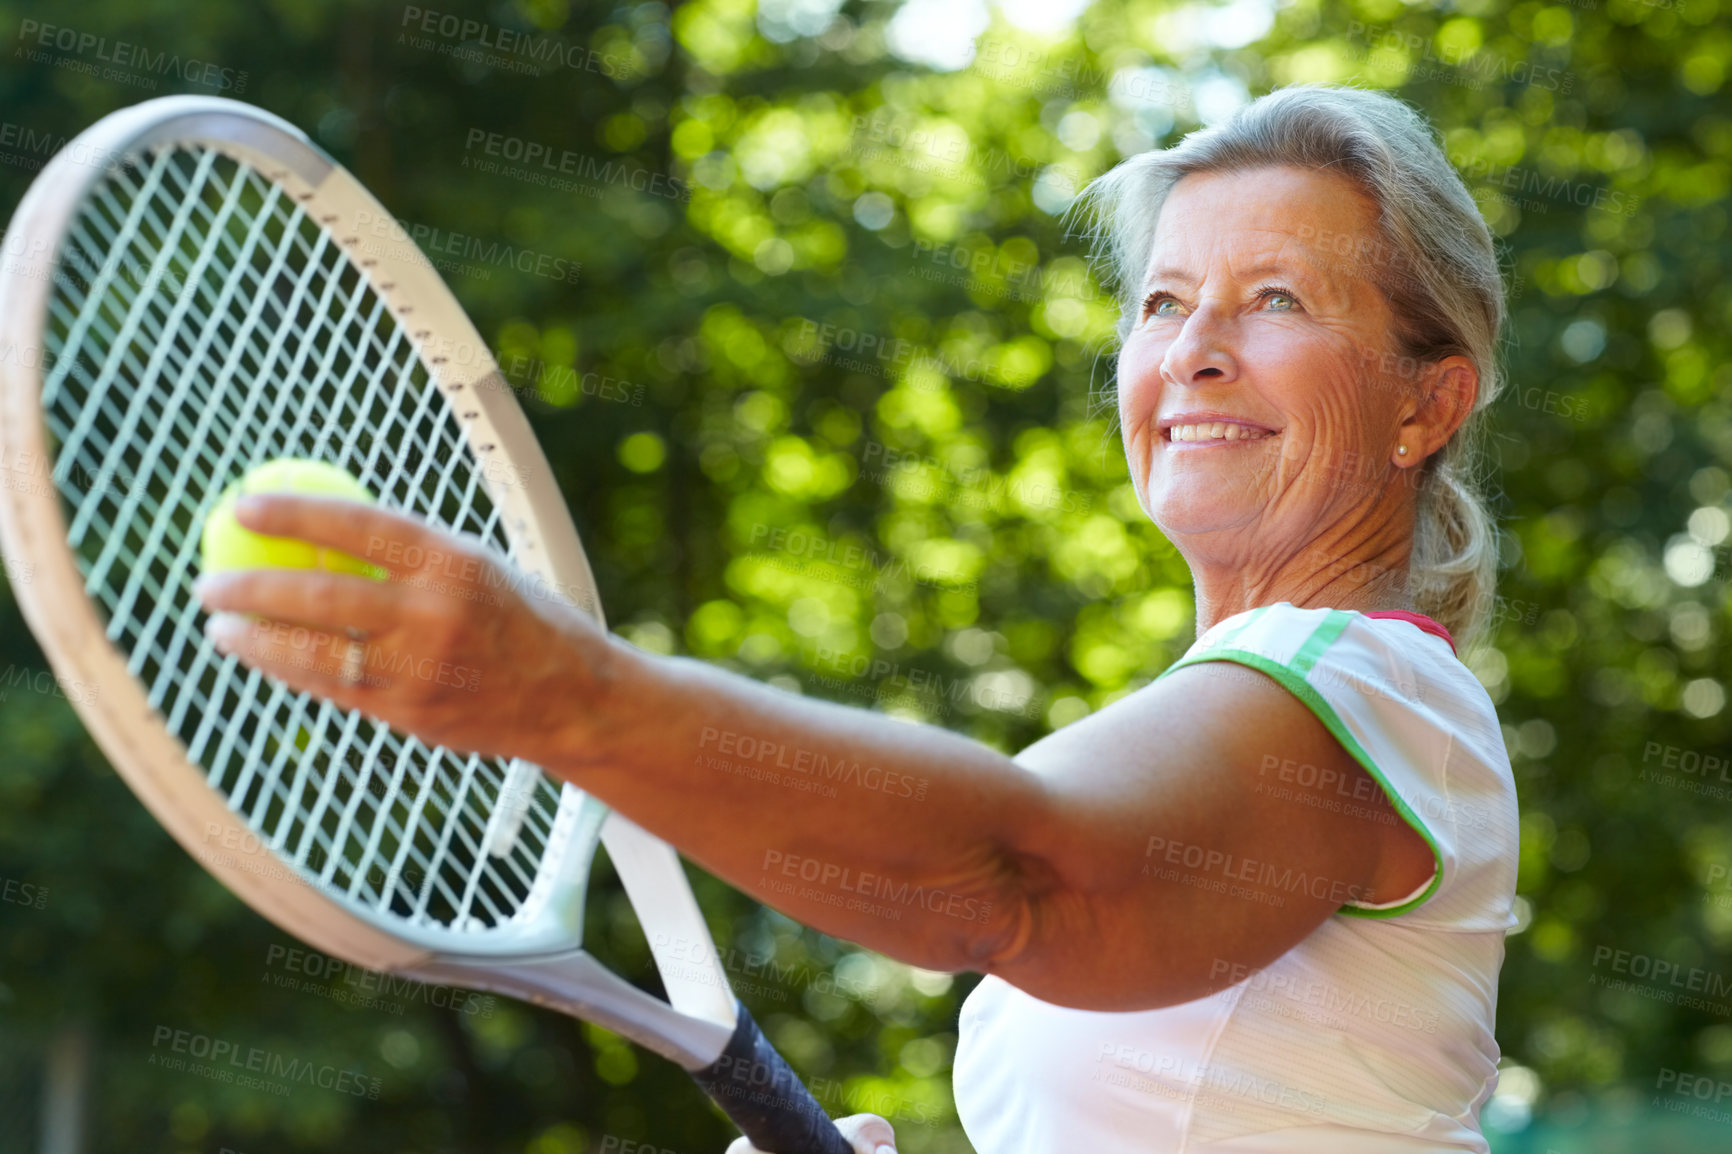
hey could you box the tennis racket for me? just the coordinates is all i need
[0,94,850,1154]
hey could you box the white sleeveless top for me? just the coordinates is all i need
[953,603,1520,1152]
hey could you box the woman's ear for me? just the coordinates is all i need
[1395,355,1478,468]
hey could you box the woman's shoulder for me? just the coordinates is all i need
[1177,600,1505,765]
[1174,601,1518,931]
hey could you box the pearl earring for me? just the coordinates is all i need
[1397,445,1408,456]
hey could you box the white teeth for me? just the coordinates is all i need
[1168,422,1273,442]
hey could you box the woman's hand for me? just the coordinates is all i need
[191,492,614,767]
[723,1114,897,1154]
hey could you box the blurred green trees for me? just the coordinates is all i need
[1,0,1730,1150]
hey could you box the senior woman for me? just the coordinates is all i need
[195,83,1520,1152]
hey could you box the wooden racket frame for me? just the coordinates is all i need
[0,96,738,1069]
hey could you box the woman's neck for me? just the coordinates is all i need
[1189,540,1417,636]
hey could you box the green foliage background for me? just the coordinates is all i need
[0,0,1729,1150]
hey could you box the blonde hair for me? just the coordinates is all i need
[1077,84,1507,651]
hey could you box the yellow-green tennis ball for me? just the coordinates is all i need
[200,458,389,580]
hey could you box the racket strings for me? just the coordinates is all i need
[49,182,506,922]
[49,158,373,619]
[70,158,339,688]
[47,150,486,918]
[52,158,469,578]
[41,142,564,931]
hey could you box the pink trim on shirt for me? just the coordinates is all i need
[1362,609,1457,655]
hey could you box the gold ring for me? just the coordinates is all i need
[341,627,366,685]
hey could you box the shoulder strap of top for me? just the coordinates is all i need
[1361,610,1456,655]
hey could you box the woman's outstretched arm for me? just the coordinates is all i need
[553,631,1423,1011]
[196,494,1426,1012]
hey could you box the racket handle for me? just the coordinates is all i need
[689,1000,854,1154]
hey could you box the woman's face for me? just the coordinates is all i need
[1117,165,1419,566]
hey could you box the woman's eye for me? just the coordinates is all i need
[1144,293,1179,318]
[1260,288,1298,311]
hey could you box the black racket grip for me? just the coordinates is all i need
[689,1000,854,1154]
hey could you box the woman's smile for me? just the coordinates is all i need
[1161,419,1282,450]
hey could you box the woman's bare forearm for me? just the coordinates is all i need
[542,634,1054,972]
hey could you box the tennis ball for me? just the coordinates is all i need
[200,458,389,580]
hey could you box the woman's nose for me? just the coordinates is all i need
[1159,307,1239,388]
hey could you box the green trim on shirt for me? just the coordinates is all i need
[1158,613,1445,918]
[1210,604,1270,651]
[1291,608,1353,675]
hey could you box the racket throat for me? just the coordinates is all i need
[410,947,736,1070]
